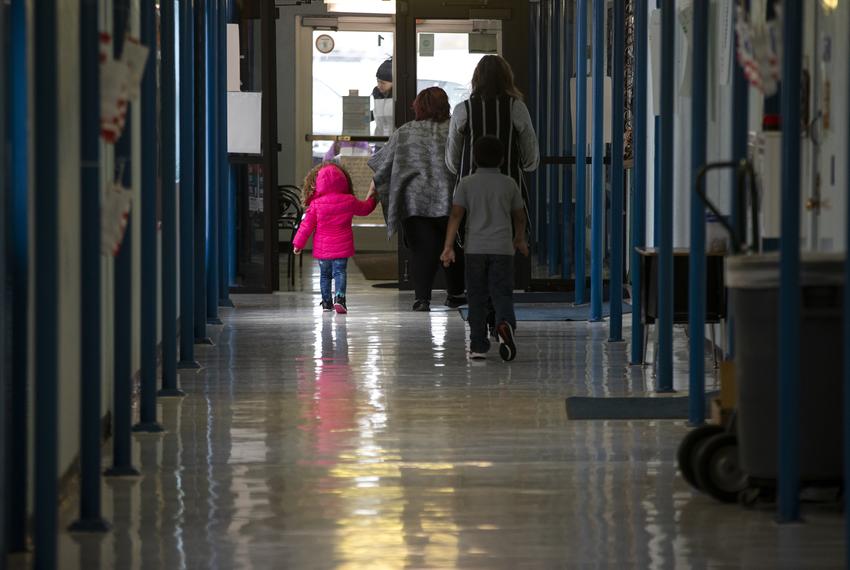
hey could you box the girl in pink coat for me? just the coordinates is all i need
[293,162,378,313]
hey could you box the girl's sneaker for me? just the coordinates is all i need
[320,299,334,312]
[334,295,347,314]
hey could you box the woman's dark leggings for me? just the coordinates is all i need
[402,216,465,301]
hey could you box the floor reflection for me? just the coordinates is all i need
[39,260,844,569]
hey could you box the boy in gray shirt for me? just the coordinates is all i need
[440,136,528,361]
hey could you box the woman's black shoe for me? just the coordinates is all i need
[444,295,467,308]
[412,299,430,312]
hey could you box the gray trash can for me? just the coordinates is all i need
[726,252,844,482]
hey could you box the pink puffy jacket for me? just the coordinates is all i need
[292,165,377,260]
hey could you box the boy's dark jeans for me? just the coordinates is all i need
[465,253,516,353]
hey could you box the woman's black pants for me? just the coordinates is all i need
[402,216,465,301]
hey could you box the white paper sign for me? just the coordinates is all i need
[227,92,262,154]
[227,24,240,92]
[419,33,434,57]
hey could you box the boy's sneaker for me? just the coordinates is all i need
[496,321,516,362]
[412,299,430,312]
[468,351,487,360]
[320,299,334,312]
[445,294,467,308]
[333,295,347,314]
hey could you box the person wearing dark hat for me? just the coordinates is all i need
[372,58,394,136]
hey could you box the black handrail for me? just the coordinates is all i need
[694,159,760,254]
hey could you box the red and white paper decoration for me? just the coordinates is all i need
[101,181,133,257]
[100,32,149,144]
[735,5,782,96]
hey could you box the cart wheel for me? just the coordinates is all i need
[677,425,724,490]
[694,433,747,503]
[738,486,760,509]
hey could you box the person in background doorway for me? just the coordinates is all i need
[367,87,464,312]
[441,136,528,361]
[373,57,394,137]
[293,162,378,314]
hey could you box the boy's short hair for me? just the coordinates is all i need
[473,135,504,169]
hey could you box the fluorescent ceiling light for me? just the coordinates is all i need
[325,0,395,14]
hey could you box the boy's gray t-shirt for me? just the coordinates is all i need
[453,168,524,255]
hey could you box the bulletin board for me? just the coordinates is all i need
[339,155,387,227]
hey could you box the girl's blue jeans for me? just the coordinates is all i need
[318,258,347,301]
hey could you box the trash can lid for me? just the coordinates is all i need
[726,252,845,289]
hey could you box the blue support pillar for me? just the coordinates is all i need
[7,0,29,552]
[106,0,140,477]
[537,0,549,266]
[777,0,803,524]
[194,0,213,345]
[160,0,184,398]
[33,0,60,565]
[657,0,675,392]
[608,0,625,341]
[68,0,110,533]
[630,0,648,365]
[529,1,543,262]
[135,0,165,433]
[0,0,7,558]
[687,0,709,425]
[589,0,605,321]
[546,0,559,275]
[561,0,573,281]
[219,0,234,306]
[844,11,850,556]
[206,0,222,324]
[179,0,201,368]
[574,0,588,303]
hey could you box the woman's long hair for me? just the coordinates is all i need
[470,55,523,100]
[301,161,354,206]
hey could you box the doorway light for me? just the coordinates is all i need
[821,0,838,9]
[325,0,395,14]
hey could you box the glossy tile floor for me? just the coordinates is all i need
[25,257,847,568]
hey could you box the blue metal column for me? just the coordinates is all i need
[194,0,212,345]
[179,0,201,367]
[7,0,29,552]
[844,11,850,556]
[546,0,559,274]
[135,0,164,433]
[219,0,234,306]
[608,0,625,341]
[106,0,140,477]
[537,0,549,266]
[777,0,803,524]
[68,0,110,533]
[574,0,588,302]
[0,0,7,559]
[160,0,184,398]
[206,0,222,324]
[657,0,674,392]
[589,0,604,321]
[687,0,709,425]
[33,0,60,565]
[561,0,573,281]
[630,0,648,364]
[529,1,543,262]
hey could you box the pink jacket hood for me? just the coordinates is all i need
[310,165,351,201]
[293,165,378,260]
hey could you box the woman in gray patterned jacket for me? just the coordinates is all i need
[368,87,465,312]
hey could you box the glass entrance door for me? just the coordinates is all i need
[229,2,279,292]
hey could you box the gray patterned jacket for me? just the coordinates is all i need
[367,119,456,238]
